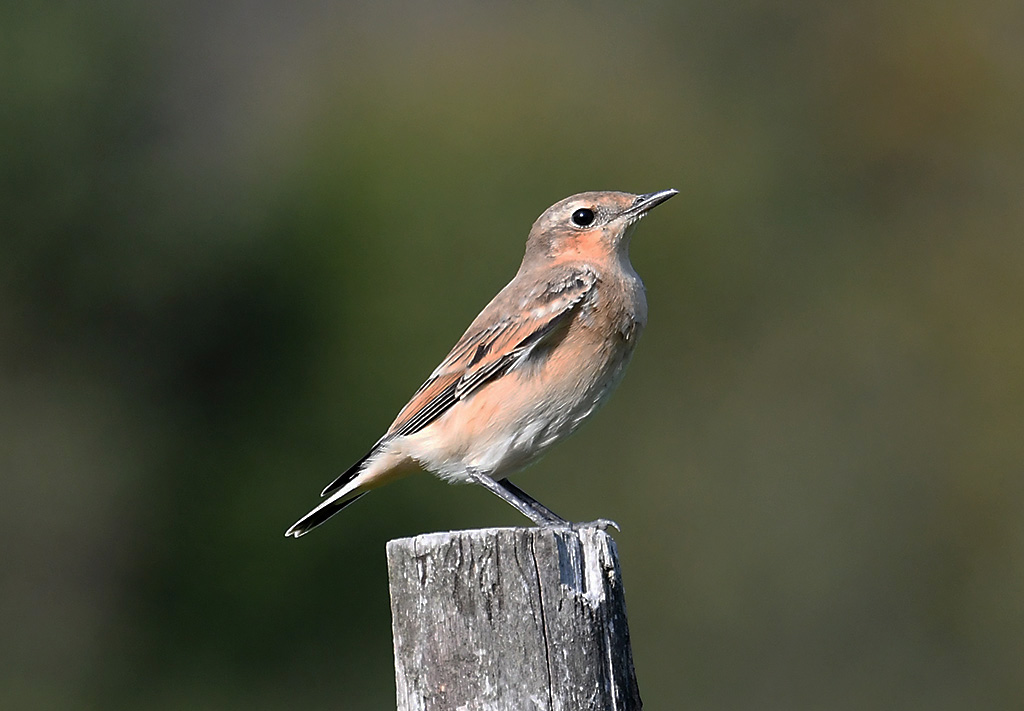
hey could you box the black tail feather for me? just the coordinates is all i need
[320,448,376,498]
[285,492,368,538]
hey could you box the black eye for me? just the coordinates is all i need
[571,208,595,227]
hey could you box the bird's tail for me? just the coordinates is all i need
[320,447,377,497]
[285,448,378,537]
[285,443,416,538]
[284,488,368,538]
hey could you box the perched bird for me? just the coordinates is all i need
[286,189,676,537]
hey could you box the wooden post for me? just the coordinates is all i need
[386,527,642,711]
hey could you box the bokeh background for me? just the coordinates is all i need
[3,1,1022,709]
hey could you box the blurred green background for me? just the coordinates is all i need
[3,1,1022,709]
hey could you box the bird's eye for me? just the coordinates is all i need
[571,208,595,227]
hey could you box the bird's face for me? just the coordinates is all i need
[522,190,677,268]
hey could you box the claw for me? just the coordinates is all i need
[570,518,620,533]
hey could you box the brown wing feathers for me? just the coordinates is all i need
[318,268,596,499]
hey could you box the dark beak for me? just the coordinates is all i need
[623,188,678,220]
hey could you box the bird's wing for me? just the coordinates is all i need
[316,266,597,499]
[386,266,598,439]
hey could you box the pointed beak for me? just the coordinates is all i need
[622,188,678,222]
[636,189,678,210]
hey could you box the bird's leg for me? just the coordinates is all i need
[466,470,565,527]
[468,470,619,531]
[498,478,620,532]
[495,478,569,526]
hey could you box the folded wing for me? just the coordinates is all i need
[319,266,597,498]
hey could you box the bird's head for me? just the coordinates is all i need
[521,189,677,270]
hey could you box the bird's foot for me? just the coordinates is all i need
[573,520,618,532]
[548,518,618,532]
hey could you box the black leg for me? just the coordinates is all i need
[468,470,620,531]
[496,478,568,525]
[467,470,564,526]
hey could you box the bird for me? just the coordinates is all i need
[285,189,677,537]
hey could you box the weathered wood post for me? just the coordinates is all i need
[386,527,642,711]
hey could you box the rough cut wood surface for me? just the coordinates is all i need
[387,527,641,711]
